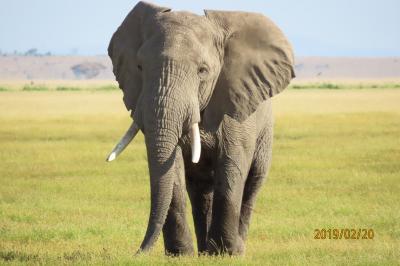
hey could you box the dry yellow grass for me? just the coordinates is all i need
[274,89,400,114]
[0,86,399,265]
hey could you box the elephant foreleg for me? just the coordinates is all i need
[186,175,213,254]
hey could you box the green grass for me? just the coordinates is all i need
[22,84,49,91]
[56,86,81,91]
[54,84,118,91]
[93,85,119,91]
[50,84,118,91]
[291,82,340,89]
[1,82,400,93]
[0,89,399,265]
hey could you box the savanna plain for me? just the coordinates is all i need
[0,81,399,265]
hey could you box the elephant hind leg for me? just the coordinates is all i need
[239,129,272,241]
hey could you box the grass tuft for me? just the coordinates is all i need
[0,251,40,262]
[62,251,93,262]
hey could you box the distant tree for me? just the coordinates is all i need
[71,62,106,79]
[24,48,38,56]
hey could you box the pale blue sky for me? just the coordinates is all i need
[0,0,399,56]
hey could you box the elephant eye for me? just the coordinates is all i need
[198,67,208,74]
[137,64,142,71]
[198,66,209,79]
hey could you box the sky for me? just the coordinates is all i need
[0,0,399,56]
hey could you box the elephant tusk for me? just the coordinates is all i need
[190,123,201,163]
[106,121,140,162]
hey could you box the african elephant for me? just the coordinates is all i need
[106,1,294,256]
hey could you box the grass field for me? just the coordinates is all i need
[0,84,399,265]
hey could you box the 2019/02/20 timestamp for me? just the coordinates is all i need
[314,229,374,240]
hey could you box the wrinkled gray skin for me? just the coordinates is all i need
[108,1,294,256]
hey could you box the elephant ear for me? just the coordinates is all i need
[203,10,295,131]
[108,1,171,113]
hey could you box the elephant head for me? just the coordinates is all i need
[106,1,294,253]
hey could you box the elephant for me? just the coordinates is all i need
[106,1,295,256]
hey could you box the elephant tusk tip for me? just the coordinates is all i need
[106,121,139,162]
[106,152,116,162]
[190,123,201,164]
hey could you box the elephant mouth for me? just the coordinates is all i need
[106,121,201,163]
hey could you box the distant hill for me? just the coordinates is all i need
[295,57,400,79]
[0,56,113,80]
[0,55,399,80]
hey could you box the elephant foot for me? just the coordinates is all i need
[206,235,245,256]
[165,244,194,256]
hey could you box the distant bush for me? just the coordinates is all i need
[56,86,81,91]
[0,87,8,91]
[22,85,48,91]
[71,63,106,79]
[318,83,339,89]
[291,83,340,89]
[291,84,311,89]
[291,84,305,89]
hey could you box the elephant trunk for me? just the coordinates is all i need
[137,65,200,252]
[138,124,179,252]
